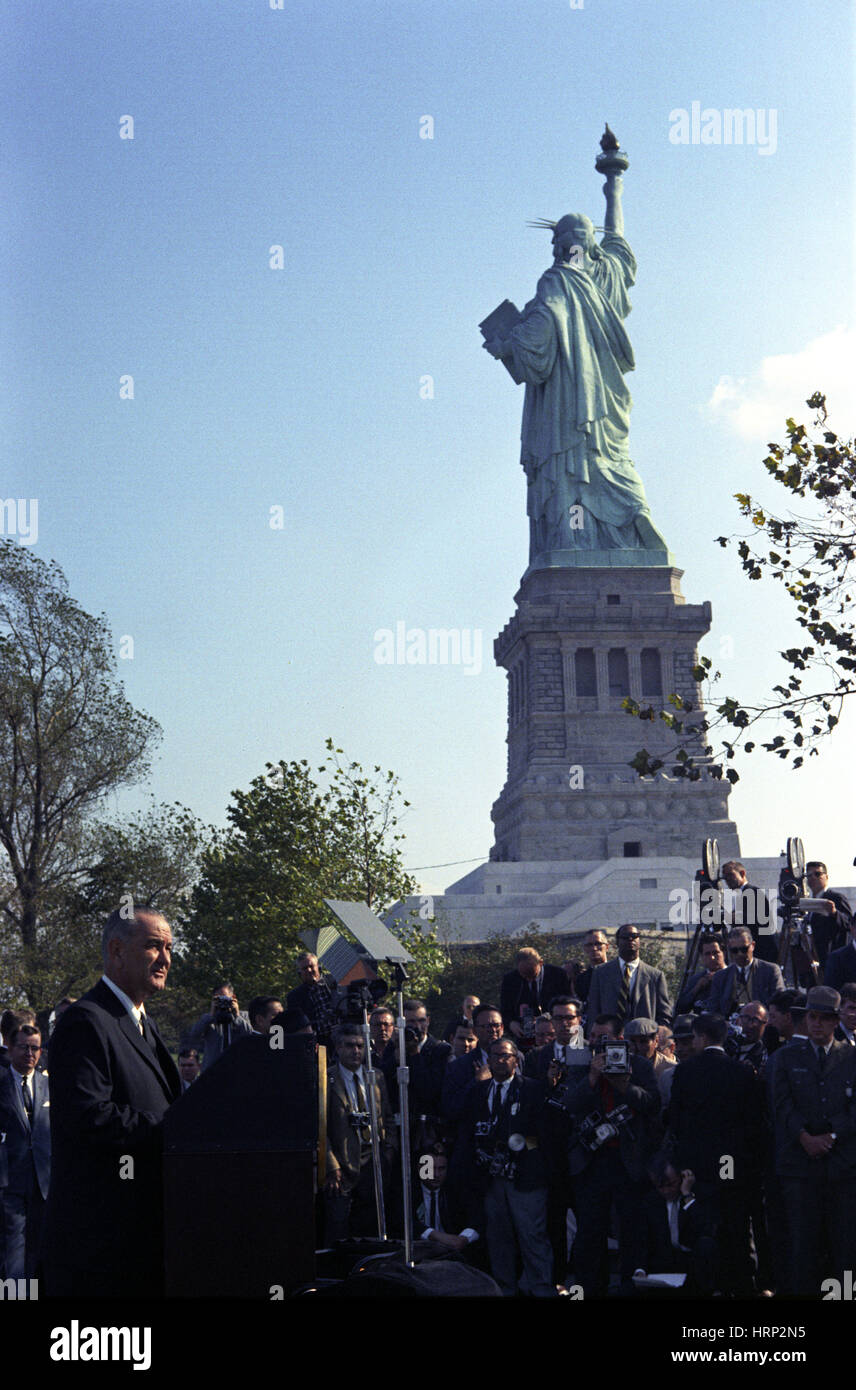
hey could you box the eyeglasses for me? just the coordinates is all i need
[730,945,751,953]
[619,934,640,942]
[15,1044,41,1053]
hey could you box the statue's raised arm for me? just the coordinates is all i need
[481,127,669,566]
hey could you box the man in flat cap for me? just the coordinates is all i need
[771,985,856,1297]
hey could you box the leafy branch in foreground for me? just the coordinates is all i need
[626,394,855,783]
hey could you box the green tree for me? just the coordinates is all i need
[0,542,162,1005]
[626,395,856,783]
[174,743,416,1008]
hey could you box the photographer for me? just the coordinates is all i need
[324,1023,396,1243]
[804,861,852,971]
[184,983,253,1072]
[563,1014,661,1297]
[381,999,450,1149]
[721,860,778,963]
[674,936,726,1015]
[456,1037,555,1296]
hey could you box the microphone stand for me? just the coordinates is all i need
[360,1002,387,1242]
[392,962,415,1267]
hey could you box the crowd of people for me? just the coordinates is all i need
[1,856,854,1300]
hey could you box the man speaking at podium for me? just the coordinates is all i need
[43,906,180,1298]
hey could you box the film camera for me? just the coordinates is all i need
[592,1037,630,1074]
[576,1103,635,1153]
[334,977,388,1024]
[475,1141,518,1182]
[212,993,238,1025]
[777,836,807,925]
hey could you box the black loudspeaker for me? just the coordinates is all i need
[163,1032,318,1297]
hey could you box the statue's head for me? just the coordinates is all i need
[551,214,597,263]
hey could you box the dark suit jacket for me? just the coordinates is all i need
[824,941,856,992]
[639,1187,716,1270]
[771,1038,856,1179]
[382,1034,451,1118]
[500,964,568,1033]
[586,959,672,1029]
[807,890,853,968]
[42,979,180,1293]
[457,1074,549,1193]
[675,968,722,1016]
[0,1067,51,1199]
[441,1050,488,1123]
[707,958,784,1015]
[668,1047,763,1187]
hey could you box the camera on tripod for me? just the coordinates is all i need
[334,977,388,1024]
[777,836,807,926]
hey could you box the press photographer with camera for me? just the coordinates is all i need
[563,1014,661,1297]
[674,936,726,1015]
[324,1022,396,1243]
[456,1036,556,1296]
[184,982,253,1072]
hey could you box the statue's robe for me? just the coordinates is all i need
[507,233,665,556]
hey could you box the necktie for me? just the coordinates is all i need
[140,1014,159,1058]
[431,1189,439,1230]
[617,964,631,1023]
[817,1046,827,1074]
[492,1081,504,1119]
[21,1076,33,1119]
[668,1199,680,1248]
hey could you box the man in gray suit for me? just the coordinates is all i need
[707,927,784,1018]
[585,925,672,1034]
[0,1022,51,1278]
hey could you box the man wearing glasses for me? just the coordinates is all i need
[804,862,852,972]
[441,1004,505,1125]
[0,1023,51,1278]
[708,927,784,1018]
[585,925,672,1033]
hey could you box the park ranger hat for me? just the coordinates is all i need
[805,986,840,1017]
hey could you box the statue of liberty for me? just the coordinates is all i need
[481,129,668,562]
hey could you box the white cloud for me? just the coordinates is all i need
[703,326,856,440]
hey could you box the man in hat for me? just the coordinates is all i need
[659,1015,697,1107]
[771,985,856,1296]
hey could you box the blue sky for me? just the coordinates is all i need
[4,0,854,893]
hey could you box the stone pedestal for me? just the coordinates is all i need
[490,562,740,863]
